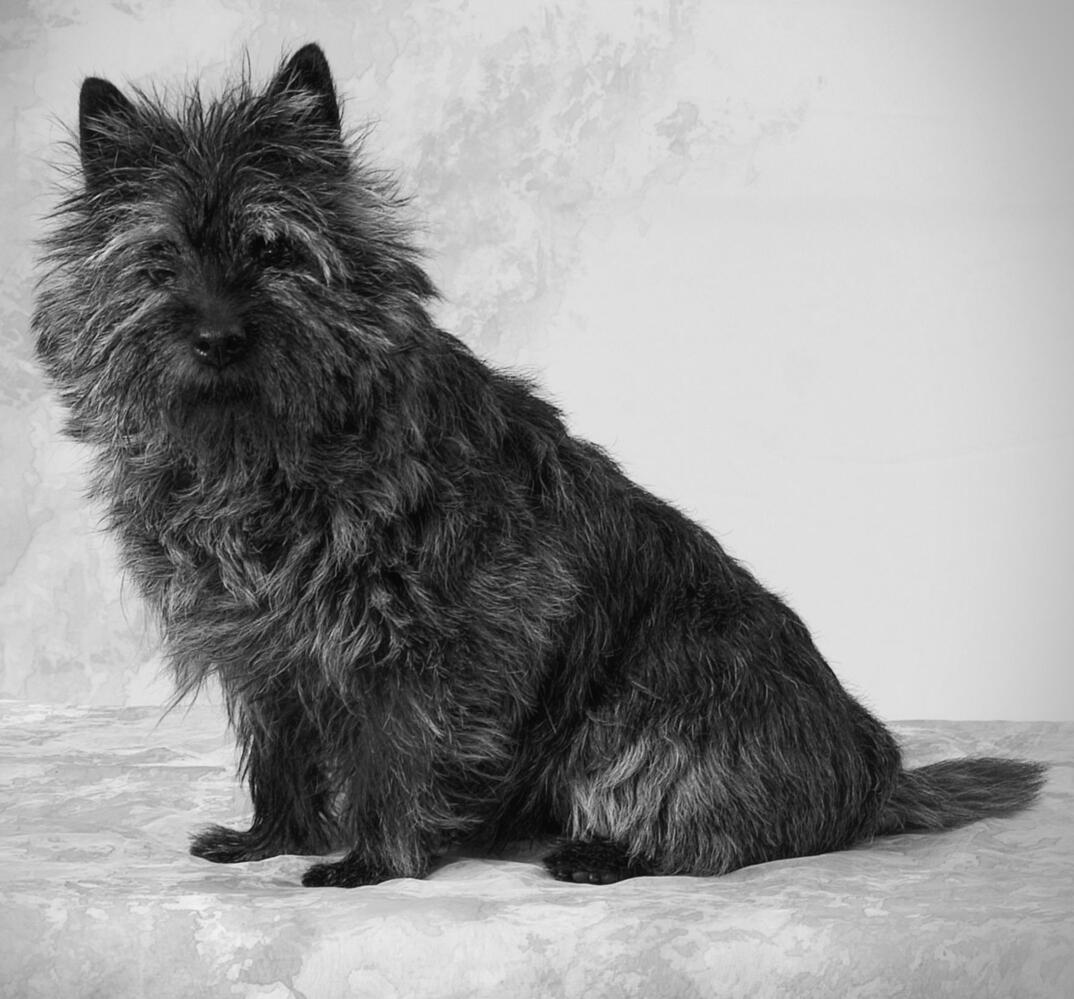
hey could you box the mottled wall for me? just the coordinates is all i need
[2,1,1072,718]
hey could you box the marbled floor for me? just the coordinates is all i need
[1,704,1071,999]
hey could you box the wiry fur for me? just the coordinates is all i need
[34,45,1047,887]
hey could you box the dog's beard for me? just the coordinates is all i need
[157,371,298,478]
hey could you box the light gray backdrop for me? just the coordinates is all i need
[2,0,1071,719]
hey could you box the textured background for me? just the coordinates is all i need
[2,0,1072,719]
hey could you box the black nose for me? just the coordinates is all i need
[191,321,248,369]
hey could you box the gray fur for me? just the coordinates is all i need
[34,45,1046,887]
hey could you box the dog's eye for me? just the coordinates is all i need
[248,233,299,270]
[139,241,179,287]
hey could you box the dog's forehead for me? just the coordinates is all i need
[160,153,313,248]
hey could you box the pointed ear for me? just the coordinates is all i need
[270,44,341,135]
[79,77,137,186]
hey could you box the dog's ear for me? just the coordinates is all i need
[79,77,137,188]
[270,43,341,135]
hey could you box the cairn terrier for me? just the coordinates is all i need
[34,44,1045,887]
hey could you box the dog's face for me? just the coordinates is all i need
[34,46,433,466]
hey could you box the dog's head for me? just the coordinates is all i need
[34,44,434,470]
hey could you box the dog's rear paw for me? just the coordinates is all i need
[544,840,653,884]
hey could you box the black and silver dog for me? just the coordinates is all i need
[34,44,1046,887]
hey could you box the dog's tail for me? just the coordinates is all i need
[876,757,1047,835]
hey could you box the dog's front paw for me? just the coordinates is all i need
[190,824,283,864]
[301,855,380,888]
[302,849,432,888]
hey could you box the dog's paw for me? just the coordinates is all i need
[190,824,282,864]
[543,840,653,884]
[301,855,381,888]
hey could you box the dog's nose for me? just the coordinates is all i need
[191,320,248,369]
